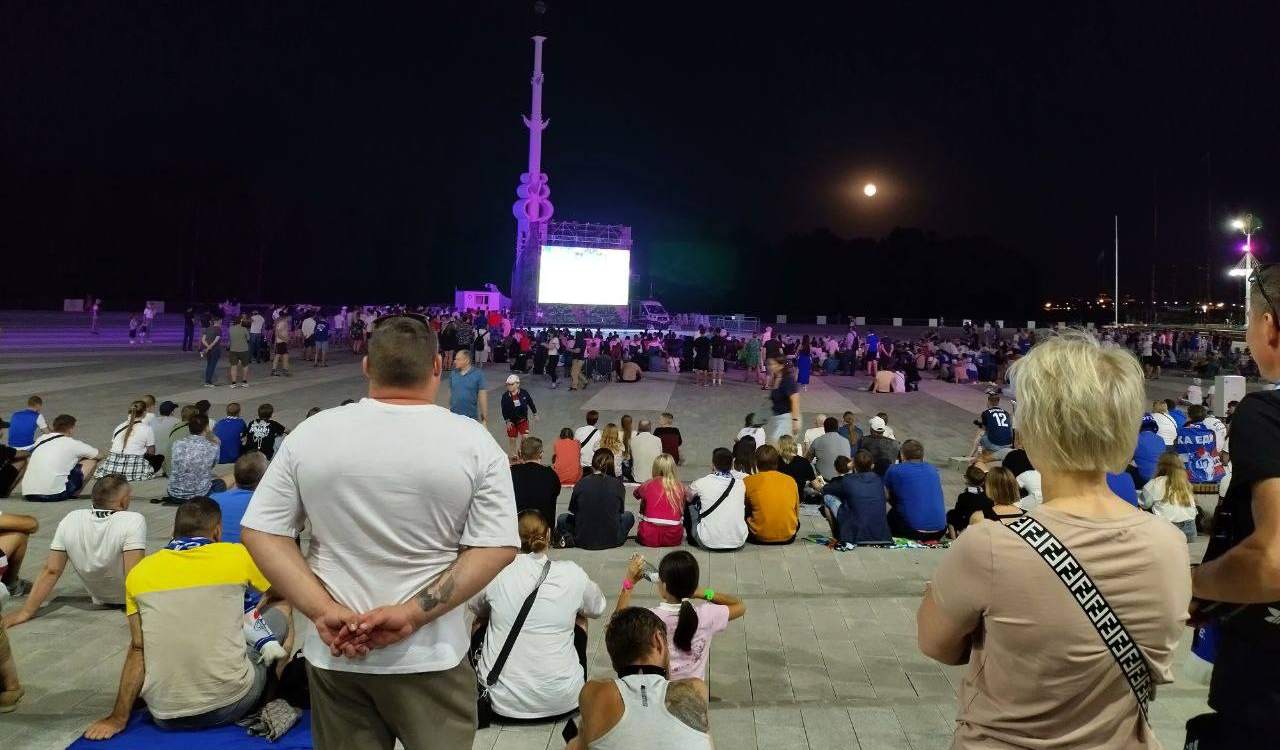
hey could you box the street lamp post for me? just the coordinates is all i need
[1229,213,1262,323]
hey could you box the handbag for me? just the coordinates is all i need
[471,559,553,728]
[1004,515,1153,725]
[697,477,736,520]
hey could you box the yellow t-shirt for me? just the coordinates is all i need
[126,543,270,719]
[743,470,799,542]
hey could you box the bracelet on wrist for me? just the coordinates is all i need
[703,588,716,602]
[622,579,634,591]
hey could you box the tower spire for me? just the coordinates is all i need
[511,35,553,313]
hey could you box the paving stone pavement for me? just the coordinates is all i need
[0,337,1221,749]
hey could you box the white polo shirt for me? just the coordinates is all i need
[22,434,98,496]
[689,471,748,550]
[241,399,518,674]
[50,509,148,605]
[574,424,603,468]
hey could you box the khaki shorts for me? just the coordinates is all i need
[709,357,725,373]
[307,658,476,750]
[228,350,249,366]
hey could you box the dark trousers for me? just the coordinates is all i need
[182,325,195,351]
[204,347,222,384]
[887,508,945,541]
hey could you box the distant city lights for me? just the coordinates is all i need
[863,183,877,197]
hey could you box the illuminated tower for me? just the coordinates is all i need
[510,35,554,314]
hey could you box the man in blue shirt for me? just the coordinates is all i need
[883,439,946,540]
[1166,398,1188,429]
[312,313,331,367]
[1132,415,1166,486]
[974,392,1014,454]
[209,452,268,545]
[448,350,488,423]
[212,403,247,464]
[1106,472,1140,506]
[7,396,47,449]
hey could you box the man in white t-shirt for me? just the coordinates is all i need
[629,421,663,482]
[21,415,101,502]
[686,448,748,550]
[801,413,827,454]
[241,315,518,749]
[1150,401,1178,447]
[574,411,603,475]
[3,475,146,628]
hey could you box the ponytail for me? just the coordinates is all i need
[121,400,147,450]
[673,600,699,653]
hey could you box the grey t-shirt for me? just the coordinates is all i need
[810,431,852,480]
[228,324,250,353]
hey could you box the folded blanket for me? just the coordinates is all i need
[65,709,312,749]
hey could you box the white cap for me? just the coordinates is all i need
[868,416,886,432]
[505,374,521,385]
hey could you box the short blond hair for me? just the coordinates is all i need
[1008,331,1144,473]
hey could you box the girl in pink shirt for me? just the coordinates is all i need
[635,454,686,547]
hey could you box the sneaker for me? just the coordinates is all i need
[240,381,250,387]
[203,383,216,388]
[4,578,32,598]
[0,688,24,714]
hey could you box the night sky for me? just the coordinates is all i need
[3,2,1278,317]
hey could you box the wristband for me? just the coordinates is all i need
[703,588,715,602]
[622,579,634,591]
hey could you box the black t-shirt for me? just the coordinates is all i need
[978,407,1014,445]
[1001,449,1034,476]
[692,336,710,360]
[950,489,994,534]
[567,474,627,550]
[771,372,797,415]
[1202,390,1280,713]
[764,338,783,360]
[245,419,287,458]
[779,455,816,499]
[710,335,727,359]
[510,462,561,529]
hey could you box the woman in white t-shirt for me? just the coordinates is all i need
[92,401,160,481]
[468,511,606,724]
[1140,452,1199,542]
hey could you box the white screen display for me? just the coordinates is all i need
[537,245,631,305]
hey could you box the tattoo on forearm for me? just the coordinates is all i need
[665,683,709,733]
[414,561,458,614]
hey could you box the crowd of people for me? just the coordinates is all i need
[1,284,1277,747]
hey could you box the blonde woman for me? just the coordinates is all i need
[776,433,816,500]
[636,453,687,547]
[968,465,1024,527]
[93,400,161,481]
[599,423,624,471]
[1140,452,1198,541]
[918,331,1190,748]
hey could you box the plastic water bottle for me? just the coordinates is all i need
[243,610,287,666]
[641,560,660,584]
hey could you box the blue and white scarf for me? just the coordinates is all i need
[165,536,214,551]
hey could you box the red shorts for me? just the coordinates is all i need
[506,419,529,438]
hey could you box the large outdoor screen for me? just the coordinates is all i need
[537,245,631,305]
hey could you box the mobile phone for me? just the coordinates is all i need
[641,560,659,583]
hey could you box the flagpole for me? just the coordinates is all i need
[1114,215,1120,327]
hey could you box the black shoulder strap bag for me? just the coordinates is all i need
[27,434,66,454]
[1004,514,1153,725]
[579,428,598,448]
[472,559,553,727]
[698,477,736,520]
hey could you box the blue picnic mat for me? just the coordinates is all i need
[66,710,312,749]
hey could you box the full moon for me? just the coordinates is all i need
[863,183,877,197]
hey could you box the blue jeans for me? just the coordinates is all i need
[204,347,222,384]
[767,413,793,445]
[1176,519,1197,543]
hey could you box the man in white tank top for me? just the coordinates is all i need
[570,607,711,749]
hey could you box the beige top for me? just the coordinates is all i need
[931,506,1190,749]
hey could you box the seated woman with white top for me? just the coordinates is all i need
[92,400,162,482]
[469,510,607,726]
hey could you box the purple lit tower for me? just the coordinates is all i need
[510,35,554,315]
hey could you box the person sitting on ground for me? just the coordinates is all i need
[861,415,901,476]
[468,510,606,726]
[971,466,1024,527]
[552,427,583,485]
[685,447,748,551]
[244,403,288,460]
[21,414,101,502]
[1176,403,1226,486]
[618,358,642,383]
[801,414,827,454]
[598,423,625,471]
[615,551,745,682]
[822,450,894,546]
[1167,398,1188,429]
[557,449,634,550]
[735,413,766,449]
[873,411,897,441]
[947,465,991,536]
[0,615,21,712]
[807,416,851,482]
[83,498,294,740]
[569,607,711,749]
[500,374,538,457]
[629,420,663,483]
[0,443,28,498]
[213,402,248,465]
[93,400,162,482]
[511,436,562,529]
[209,452,269,545]
[918,331,1189,749]
[150,401,180,476]
[971,392,1014,459]
[0,511,39,598]
[1140,451,1199,543]
[884,439,947,540]
[839,411,866,450]
[1131,414,1166,488]
[1150,400,1178,446]
[744,444,800,544]
[167,413,227,502]
[3,475,145,627]
[7,395,47,450]
[777,434,817,501]
[653,413,683,465]
[162,404,198,476]
[873,364,896,393]
[732,436,757,475]
[636,454,687,548]
[574,411,603,476]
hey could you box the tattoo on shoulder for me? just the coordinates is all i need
[664,681,709,734]
[415,561,458,614]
